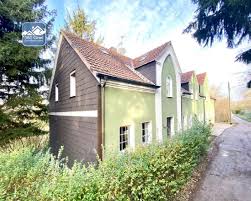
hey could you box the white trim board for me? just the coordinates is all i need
[49,110,98,117]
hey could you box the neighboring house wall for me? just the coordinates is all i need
[49,37,101,164]
[181,73,205,129]
[181,96,193,129]
[208,98,216,124]
[181,73,215,129]
[136,61,156,84]
[161,56,179,138]
[104,86,156,153]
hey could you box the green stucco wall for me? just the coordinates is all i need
[181,74,215,128]
[104,86,156,153]
[161,56,178,138]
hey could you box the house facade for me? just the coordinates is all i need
[49,31,215,164]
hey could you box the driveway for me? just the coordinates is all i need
[193,116,251,201]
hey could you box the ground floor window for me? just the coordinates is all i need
[167,117,172,136]
[120,126,129,151]
[142,122,150,143]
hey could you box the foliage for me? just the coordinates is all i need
[0,122,211,201]
[0,0,56,99]
[0,90,48,146]
[64,5,104,45]
[236,112,251,122]
[184,0,251,64]
[0,0,55,145]
[0,135,48,152]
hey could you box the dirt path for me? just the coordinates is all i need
[193,116,251,201]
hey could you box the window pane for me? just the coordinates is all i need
[120,126,129,151]
[55,84,58,102]
[142,122,150,143]
[70,71,76,97]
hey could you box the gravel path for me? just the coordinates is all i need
[193,116,251,201]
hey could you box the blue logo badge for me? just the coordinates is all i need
[22,22,46,46]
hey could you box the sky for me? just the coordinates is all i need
[46,0,251,100]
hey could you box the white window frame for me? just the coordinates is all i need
[119,126,130,151]
[70,70,76,97]
[166,76,173,97]
[142,122,152,144]
[55,83,59,102]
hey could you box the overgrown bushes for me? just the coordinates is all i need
[0,121,211,201]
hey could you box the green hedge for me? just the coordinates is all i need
[0,121,211,201]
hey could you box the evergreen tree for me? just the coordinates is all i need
[0,0,56,144]
[184,0,251,64]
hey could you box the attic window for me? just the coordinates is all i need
[55,84,59,102]
[100,48,109,55]
[70,70,76,97]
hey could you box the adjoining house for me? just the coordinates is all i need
[49,31,215,164]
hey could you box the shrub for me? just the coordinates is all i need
[0,121,211,201]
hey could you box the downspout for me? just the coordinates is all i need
[181,93,183,131]
[203,97,206,124]
[100,77,107,160]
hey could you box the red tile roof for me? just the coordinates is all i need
[62,31,152,85]
[181,71,194,83]
[133,42,170,68]
[196,73,207,85]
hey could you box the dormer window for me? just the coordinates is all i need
[70,70,76,97]
[55,83,59,102]
[166,76,173,97]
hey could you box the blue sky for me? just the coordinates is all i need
[46,0,251,100]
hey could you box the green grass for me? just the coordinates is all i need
[237,112,251,122]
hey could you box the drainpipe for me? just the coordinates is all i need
[181,93,183,131]
[100,77,107,160]
[203,96,206,124]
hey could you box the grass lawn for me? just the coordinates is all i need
[237,112,251,122]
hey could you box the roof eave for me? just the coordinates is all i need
[96,73,159,89]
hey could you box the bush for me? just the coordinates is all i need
[0,121,211,201]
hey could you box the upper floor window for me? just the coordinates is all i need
[70,70,76,97]
[166,76,173,97]
[55,83,59,102]
[142,122,151,144]
[120,126,129,151]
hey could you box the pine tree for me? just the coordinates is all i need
[184,0,251,64]
[0,0,56,145]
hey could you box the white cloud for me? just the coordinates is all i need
[64,0,250,100]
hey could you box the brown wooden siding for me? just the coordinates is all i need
[135,61,156,84]
[49,37,101,164]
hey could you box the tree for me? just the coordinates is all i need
[0,0,56,144]
[184,0,251,64]
[64,5,104,44]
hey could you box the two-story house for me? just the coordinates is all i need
[49,31,215,164]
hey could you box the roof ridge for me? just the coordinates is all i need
[133,41,170,60]
[133,41,171,68]
[61,30,154,85]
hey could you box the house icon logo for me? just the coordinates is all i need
[22,22,46,46]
